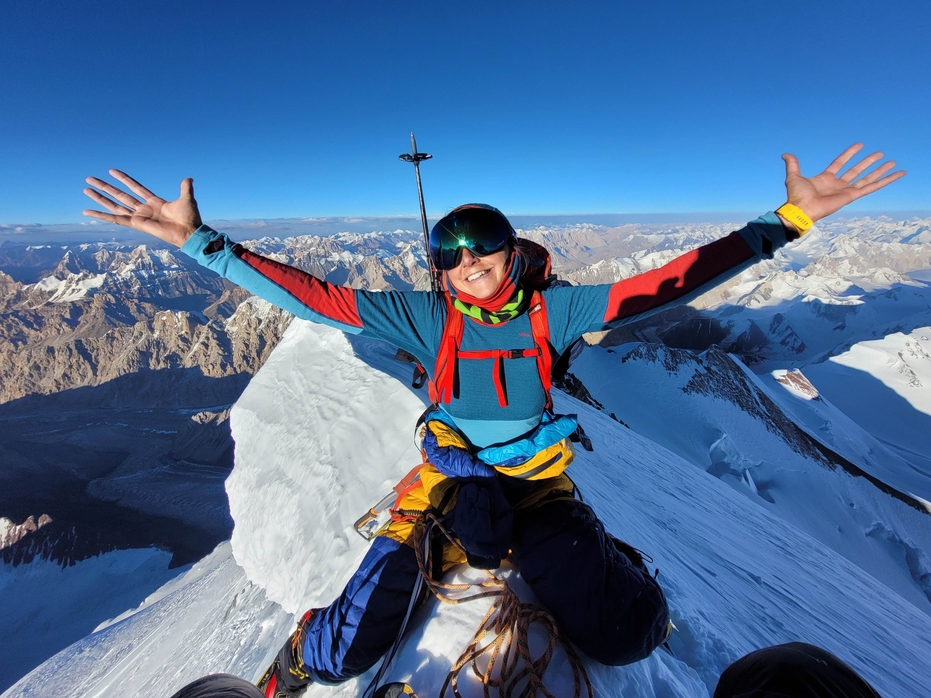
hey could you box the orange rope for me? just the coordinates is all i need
[416,512,594,698]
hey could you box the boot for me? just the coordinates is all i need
[256,609,318,698]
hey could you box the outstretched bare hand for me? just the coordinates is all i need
[83,170,202,247]
[782,144,905,224]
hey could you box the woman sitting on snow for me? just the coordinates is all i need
[83,144,902,697]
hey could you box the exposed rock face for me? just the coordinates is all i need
[616,342,826,461]
[0,244,292,404]
[168,409,234,464]
[0,270,17,297]
[0,303,292,404]
[0,232,438,405]
[677,345,819,454]
[0,242,291,567]
[775,369,820,399]
[245,231,430,291]
[555,371,605,411]
[0,514,52,550]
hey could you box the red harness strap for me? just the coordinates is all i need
[430,294,464,405]
[429,291,554,409]
[528,293,554,409]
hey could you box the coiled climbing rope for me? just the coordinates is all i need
[415,512,594,698]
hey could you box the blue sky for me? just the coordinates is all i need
[1,1,928,224]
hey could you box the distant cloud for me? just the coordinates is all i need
[0,221,149,245]
[4,212,929,246]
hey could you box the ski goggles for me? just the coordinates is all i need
[429,205,516,271]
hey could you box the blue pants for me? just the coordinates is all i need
[297,495,669,684]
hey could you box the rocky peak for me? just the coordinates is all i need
[774,369,820,399]
[0,514,53,550]
[0,239,292,404]
[53,249,89,276]
[0,270,19,300]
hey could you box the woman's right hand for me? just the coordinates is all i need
[83,170,202,248]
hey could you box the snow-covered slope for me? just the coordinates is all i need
[0,548,180,693]
[226,321,430,612]
[763,365,931,503]
[803,326,931,476]
[1,542,291,698]
[569,341,931,614]
[7,320,931,698]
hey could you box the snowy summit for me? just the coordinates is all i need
[6,317,931,697]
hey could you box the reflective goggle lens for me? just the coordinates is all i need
[429,206,515,271]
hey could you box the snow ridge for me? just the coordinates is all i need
[9,321,930,697]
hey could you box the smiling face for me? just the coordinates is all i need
[446,247,510,299]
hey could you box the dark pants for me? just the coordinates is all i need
[298,496,669,683]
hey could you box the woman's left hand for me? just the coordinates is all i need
[782,143,905,224]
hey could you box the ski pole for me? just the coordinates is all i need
[399,133,440,292]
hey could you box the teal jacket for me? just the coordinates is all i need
[182,212,793,449]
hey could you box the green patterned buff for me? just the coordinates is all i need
[453,288,527,324]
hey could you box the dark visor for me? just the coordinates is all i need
[429,205,515,271]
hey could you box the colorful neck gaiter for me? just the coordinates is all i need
[447,251,527,324]
[454,288,526,324]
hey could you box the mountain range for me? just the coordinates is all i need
[1,214,929,696]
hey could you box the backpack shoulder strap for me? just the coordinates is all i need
[432,291,556,409]
[527,290,554,410]
[430,294,463,404]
